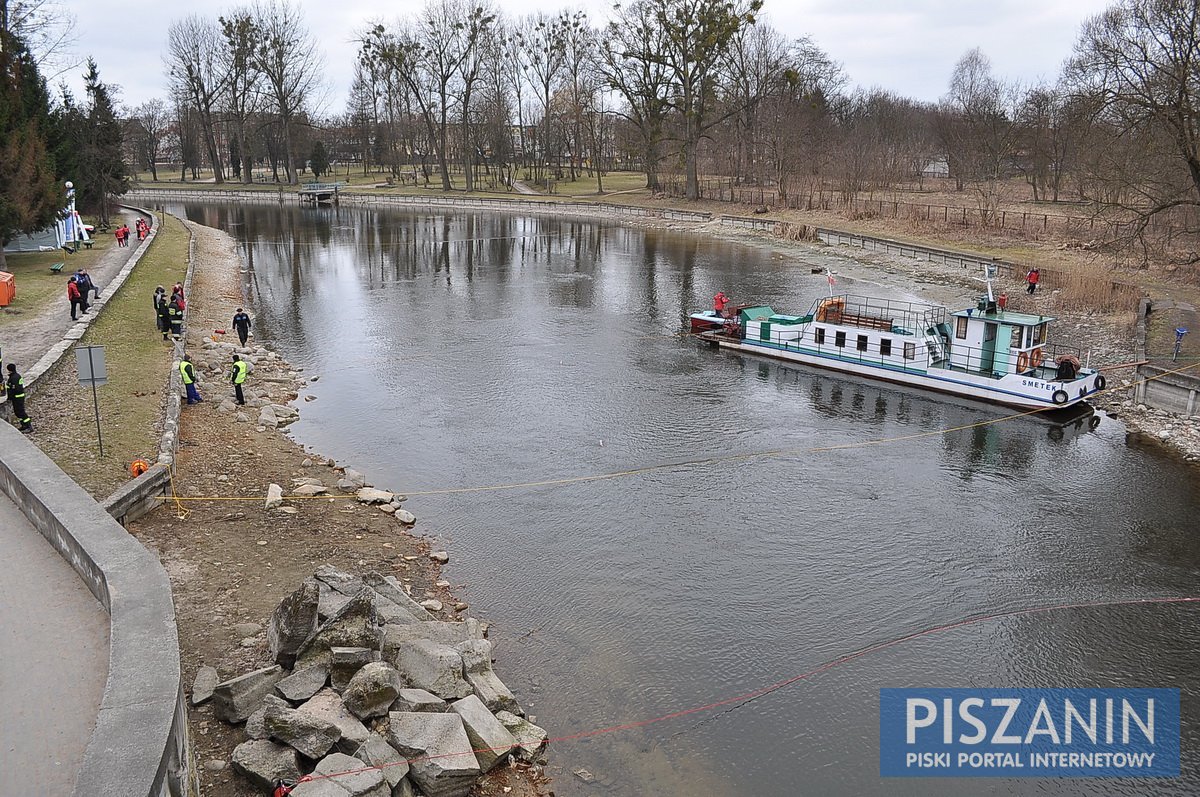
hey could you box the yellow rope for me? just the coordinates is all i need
[160,359,1198,504]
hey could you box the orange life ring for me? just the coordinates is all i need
[1016,351,1030,372]
[1031,347,1044,367]
[130,459,150,477]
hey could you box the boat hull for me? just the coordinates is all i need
[702,334,1101,410]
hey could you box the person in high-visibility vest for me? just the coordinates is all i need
[168,294,184,340]
[180,355,202,404]
[6,364,31,431]
[229,354,249,405]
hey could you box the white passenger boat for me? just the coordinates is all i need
[691,286,1105,410]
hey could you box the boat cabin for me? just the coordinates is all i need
[948,300,1054,377]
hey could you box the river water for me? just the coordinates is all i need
[179,201,1200,796]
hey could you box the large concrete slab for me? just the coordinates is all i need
[0,493,109,796]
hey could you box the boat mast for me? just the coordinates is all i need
[826,268,835,298]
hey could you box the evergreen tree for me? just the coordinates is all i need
[0,24,61,269]
[77,59,129,226]
[309,139,330,179]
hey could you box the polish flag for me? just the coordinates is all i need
[827,271,836,287]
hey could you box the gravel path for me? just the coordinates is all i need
[3,208,146,373]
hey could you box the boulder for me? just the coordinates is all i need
[394,509,416,525]
[429,551,449,564]
[291,753,388,797]
[386,712,480,797]
[211,665,285,723]
[271,404,300,426]
[453,640,493,675]
[219,398,238,413]
[353,734,411,793]
[495,711,549,763]
[293,483,328,497]
[391,688,448,713]
[263,700,343,759]
[419,600,443,613]
[356,487,394,504]
[297,689,371,755]
[246,695,291,740]
[330,646,376,692]
[265,483,284,510]
[394,640,471,700]
[268,579,321,668]
[363,572,433,622]
[315,564,365,596]
[337,479,360,493]
[231,739,301,791]
[342,468,367,488]
[465,670,519,715]
[276,664,329,703]
[295,591,382,669]
[381,622,478,661]
[259,405,279,429]
[344,662,405,719]
[191,665,219,706]
[448,695,517,772]
[318,585,354,622]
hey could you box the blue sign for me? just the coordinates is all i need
[880,688,1179,777]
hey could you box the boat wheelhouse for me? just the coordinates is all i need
[690,292,1105,410]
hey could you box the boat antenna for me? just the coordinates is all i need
[980,264,996,303]
[826,268,836,298]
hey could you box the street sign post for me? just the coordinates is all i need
[75,345,107,455]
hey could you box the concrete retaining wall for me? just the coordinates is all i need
[0,422,195,797]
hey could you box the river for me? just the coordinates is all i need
[177,200,1200,796]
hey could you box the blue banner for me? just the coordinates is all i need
[880,688,1179,777]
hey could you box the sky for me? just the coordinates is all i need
[51,0,1114,112]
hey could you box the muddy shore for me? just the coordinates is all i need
[127,220,547,796]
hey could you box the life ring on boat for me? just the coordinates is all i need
[1052,389,1070,405]
[1031,347,1044,367]
[1094,374,1107,391]
[1016,351,1030,372]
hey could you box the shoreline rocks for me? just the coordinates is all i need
[210,565,542,796]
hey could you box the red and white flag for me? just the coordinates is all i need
[827,271,836,287]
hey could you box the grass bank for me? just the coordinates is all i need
[30,213,189,497]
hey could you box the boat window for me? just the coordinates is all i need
[835,331,846,348]
[880,338,892,356]
[956,316,968,339]
[904,342,916,360]
[815,327,825,344]
[984,323,996,342]
[1010,326,1024,348]
[1036,323,1047,344]
[856,334,868,351]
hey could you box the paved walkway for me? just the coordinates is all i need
[0,494,109,796]
[2,208,146,375]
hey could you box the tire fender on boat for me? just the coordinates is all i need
[1094,374,1107,391]
[1052,389,1070,405]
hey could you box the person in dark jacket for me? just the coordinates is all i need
[168,294,184,340]
[153,286,167,333]
[6,364,31,431]
[232,308,252,347]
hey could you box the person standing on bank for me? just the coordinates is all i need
[6,364,31,431]
[67,276,83,320]
[168,293,184,341]
[1026,268,1040,294]
[179,355,202,404]
[230,354,249,405]
[153,286,167,333]
[232,308,252,347]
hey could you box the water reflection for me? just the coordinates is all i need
[178,201,1200,797]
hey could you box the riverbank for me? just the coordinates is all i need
[126,221,547,796]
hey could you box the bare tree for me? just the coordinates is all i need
[516,11,569,186]
[166,15,230,181]
[2,0,77,75]
[1067,0,1200,260]
[219,8,262,183]
[451,1,496,191]
[130,99,169,181]
[252,0,323,185]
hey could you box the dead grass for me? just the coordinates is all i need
[28,214,189,497]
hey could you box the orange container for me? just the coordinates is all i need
[0,272,14,307]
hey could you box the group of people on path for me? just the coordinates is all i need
[168,295,254,407]
[113,219,148,247]
[154,283,187,341]
[66,269,100,321]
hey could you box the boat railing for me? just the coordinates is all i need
[811,294,946,333]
